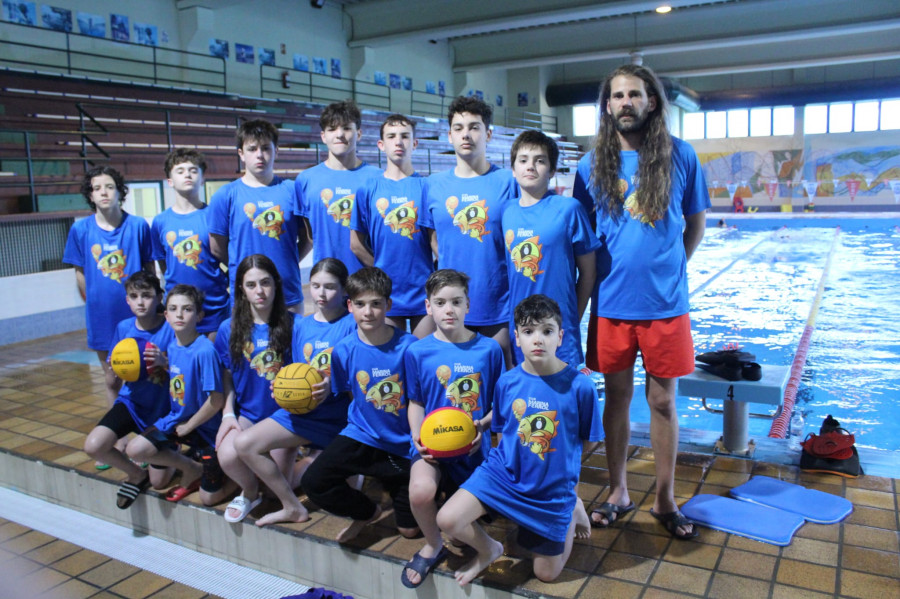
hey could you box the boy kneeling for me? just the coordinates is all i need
[437,295,603,585]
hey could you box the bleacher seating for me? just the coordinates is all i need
[0,69,581,216]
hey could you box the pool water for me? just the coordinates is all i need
[580,216,900,452]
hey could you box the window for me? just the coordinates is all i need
[572,104,598,137]
[706,111,726,138]
[772,106,794,135]
[854,101,879,131]
[804,105,828,134]
[727,109,749,138]
[829,103,852,133]
[750,108,771,137]
[881,99,900,130]
[682,112,705,139]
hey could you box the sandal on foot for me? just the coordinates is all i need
[224,494,262,523]
[95,463,112,471]
[165,478,201,502]
[650,508,699,540]
[400,546,448,589]
[590,501,635,528]
[116,475,150,509]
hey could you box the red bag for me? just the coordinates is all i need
[800,429,855,460]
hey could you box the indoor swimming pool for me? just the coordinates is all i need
[580,215,900,452]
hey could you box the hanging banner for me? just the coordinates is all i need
[765,180,778,202]
[865,177,875,189]
[846,179,860,202]
[803,181,819,199]
[890,180,900,204]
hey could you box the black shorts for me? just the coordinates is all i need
[141,427,225,493]
[302,435,415,529]
[97,402,140,439]
[517,525,565,557]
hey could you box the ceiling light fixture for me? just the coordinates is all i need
[656,5,672,13]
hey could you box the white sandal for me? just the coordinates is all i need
[224,494,262,523]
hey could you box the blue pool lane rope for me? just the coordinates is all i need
[769,227,841,439]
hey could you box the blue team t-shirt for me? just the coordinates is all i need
[155,334,222,447]
[420,166,517,326]
[62,212,152,350]
[351,174,434,316]
[108,317,175,431]
[268,311,358,448]
[294,161,382,274]
[207,177,303,307]
[150,207,229,333]
[573,138,711,319]
[215,318,290,424]
[331,327,417,457]
[291,311,357,376]
[405,333,504,481]
[462,364,603,543]
[501,194,600,366]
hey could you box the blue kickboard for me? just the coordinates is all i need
[730,475,853,524]
[682,494,805,546]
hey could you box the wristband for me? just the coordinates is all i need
[223,413,236,420]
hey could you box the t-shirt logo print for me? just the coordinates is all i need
[165,232,203,269]
[511,398,558,460]
[445,196,490,242]
[620,178,660,227]
[376,198,419,239]
[356,371,405,415]
[243,203,286,239]
[90,243,127,283]
[303,343,334,376]
[248,349,283,380]
[435,365,481,414]
[320,188,354,228]
[505,230,544,281]
[170,374,186,406]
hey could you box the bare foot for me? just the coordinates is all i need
[255,505,310,527]
[336,504,382,543]
[455,538,503,586]
[573,500,591,539]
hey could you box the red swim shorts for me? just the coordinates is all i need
[586,314,695,379]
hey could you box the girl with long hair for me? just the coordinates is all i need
[213,254,294,522]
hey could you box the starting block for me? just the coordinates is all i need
[677,365,791,456]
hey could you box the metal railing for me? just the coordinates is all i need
[0,20,227,92]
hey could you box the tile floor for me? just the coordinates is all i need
[0,518,223,599]
[0,332,898,599]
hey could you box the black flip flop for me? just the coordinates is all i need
[116,475,150,509]
[590,501,635,528]
[650,508,699,540]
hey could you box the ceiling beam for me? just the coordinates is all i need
[344,0,733,47]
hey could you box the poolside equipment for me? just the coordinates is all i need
[800,414,863,477]
[273,363,323,415]
[682,475,852,545]
[769,228,841,440]
[681,494,805,546]
[677,364,790,456]
[110,337,147,382]
[729,476,853,524]
[419,407,476,458]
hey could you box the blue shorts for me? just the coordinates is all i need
[268,395,350,450]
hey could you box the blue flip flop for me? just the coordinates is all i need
[400,546,448,589]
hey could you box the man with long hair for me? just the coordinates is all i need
[573,64,709,540]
